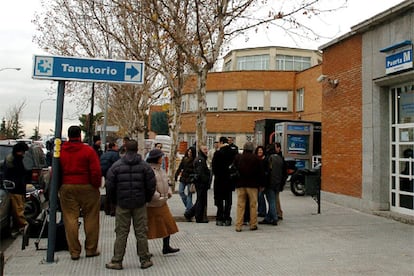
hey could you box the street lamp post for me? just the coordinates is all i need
[37,99,56,138]
[0,67,21,72]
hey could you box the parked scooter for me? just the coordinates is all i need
[290,163,321,196]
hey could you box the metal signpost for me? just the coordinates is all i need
[32,55,144,263]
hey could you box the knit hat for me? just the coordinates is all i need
[147,149,164,160]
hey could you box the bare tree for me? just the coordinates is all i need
[1,100,27,139]
[33,0,346,181]
[141,0,346,146]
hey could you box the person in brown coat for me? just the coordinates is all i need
[146,149,180,255]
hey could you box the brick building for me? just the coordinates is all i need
[320,0,413,218]
[179,46,323,149]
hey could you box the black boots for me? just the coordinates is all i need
[162,236,180,255]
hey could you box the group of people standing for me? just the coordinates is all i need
[176,136,287,233]
[9,125,286,270]
[57,126,179,270]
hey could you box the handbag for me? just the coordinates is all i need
[189,183,196,193]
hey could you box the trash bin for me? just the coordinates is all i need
[304,175,320,196]
[305,175,321,214]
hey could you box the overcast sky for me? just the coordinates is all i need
[0,0,406,139]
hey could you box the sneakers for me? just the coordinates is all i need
[216,220,224,226]
[106,262,123,270]
[140,260,153,269]
[224,220,232,226]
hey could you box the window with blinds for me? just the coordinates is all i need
[223,91,238,111]
[247,91,264,111]
[237,55,269,70]
[270,91,288,111]
[207,92,218,111]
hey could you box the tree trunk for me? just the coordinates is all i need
[195,68,208,149]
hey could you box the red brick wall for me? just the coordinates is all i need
[296,66,323,122]
[321,34,363,197]
[184,71,296,93]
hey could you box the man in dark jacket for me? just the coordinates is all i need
[212,137,237,226]
[233,142,264,232]
[184,144,211,223]
[260,142,284,225]
[105,140,156,270]
[100,142,120,216]
[3,142,29,238]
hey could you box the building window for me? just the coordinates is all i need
[207,135,216,149]
[223,60,231,71]
[247,91,264,111]
[296,88,304,112]
[223,91,238,111]
[276,55,311,71]
[246,135,254,142]
[181,95,187,112]
[237,55,269,70]
[189,94,197,112]
[207,92,218,111]
[189,135,196,146]
[270,91,288,111]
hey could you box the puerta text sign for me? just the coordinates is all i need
[32,55,144,84]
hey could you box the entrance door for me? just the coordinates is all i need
[390,83,414,216]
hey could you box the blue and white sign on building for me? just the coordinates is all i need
[33,55,144,84]
[380,40,413,75]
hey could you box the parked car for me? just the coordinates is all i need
[0,180,15,236]
[0,144,14,182]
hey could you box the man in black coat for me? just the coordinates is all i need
[105,140,156,270]
[212,137,237,226]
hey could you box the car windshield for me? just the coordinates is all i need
[0,145,13,163]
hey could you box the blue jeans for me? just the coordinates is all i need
[264,188,278,223]
[179,182,193,212]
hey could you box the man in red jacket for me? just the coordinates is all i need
[59,125,102,261]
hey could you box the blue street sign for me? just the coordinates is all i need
[32,55,144,84]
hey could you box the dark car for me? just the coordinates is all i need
[0,144,14,236]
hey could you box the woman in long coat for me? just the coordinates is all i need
[146,149,180,255]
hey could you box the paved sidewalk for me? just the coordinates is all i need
[2,190,414,275]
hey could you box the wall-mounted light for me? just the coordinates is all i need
[317,74,339,88]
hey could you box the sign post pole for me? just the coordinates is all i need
[46,80,65,263]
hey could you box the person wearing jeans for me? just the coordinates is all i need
[259,143,284,226]
[174,147,196,213]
